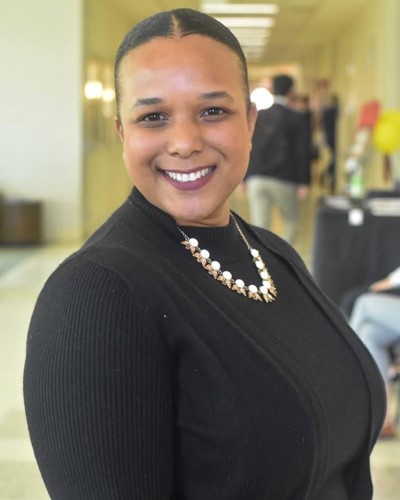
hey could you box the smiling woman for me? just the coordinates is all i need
[114,33,256,227]
[24,8,385,500]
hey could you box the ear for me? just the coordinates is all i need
[114,116,124,142]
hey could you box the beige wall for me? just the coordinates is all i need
[3,1,399,244]
[305,0,400,191]
[83,0,134,236]
[0,0,83,242]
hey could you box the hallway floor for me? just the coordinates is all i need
[1,187,399,499]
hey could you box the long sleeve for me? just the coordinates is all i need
[389,266,400,287]
[23,257,173,499]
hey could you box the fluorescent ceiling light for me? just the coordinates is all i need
[202,3,279,15]
[215,17,275,28]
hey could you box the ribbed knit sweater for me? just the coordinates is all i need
[24,188,385,499]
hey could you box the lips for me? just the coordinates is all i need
[161,166,216,190]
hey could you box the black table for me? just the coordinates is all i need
[311,198,400,305]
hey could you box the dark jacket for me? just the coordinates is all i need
[246,103,311,185]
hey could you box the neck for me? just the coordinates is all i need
[175,207,231,228]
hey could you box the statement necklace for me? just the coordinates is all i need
[178,214,277,303]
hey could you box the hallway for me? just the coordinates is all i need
[1,188,399,499]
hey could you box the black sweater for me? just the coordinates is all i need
[24,188,385,499]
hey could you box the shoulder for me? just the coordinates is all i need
[61,195,158,286]
[36,251,144,316]
[42,239,153,313]
[35,193,162,324]
[253,108,269,127]
[29,250,168,359]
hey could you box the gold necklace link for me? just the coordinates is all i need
[177,215,277,303]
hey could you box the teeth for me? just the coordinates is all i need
[165,167,213,183]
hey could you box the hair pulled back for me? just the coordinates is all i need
[114,8,251,120]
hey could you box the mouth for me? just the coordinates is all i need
[163,166,215,183]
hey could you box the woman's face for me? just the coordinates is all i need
[115,34,257,227]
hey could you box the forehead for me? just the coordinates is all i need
[119,34,243,89]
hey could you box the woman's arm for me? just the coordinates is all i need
[370,266,400,291]
[24,257,173,499]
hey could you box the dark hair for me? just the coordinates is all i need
[114,8,251,120]
[272,74,294,96]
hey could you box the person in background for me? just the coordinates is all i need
[340,266,400,318]
[348,266,400,437]
[321,93,339,193]
[245,74,311,244]
[341,267,400,437]
[24,8,385,499]
[292,93,320,176]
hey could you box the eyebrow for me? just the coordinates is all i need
[132,97,163,109]
[200,91,234,101]
[131,91,234,109]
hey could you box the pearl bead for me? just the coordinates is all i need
[179,215,276,304]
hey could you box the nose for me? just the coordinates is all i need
[167,118,203,158]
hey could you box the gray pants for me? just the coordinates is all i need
[349,293,400,384]
[246,176,298,244]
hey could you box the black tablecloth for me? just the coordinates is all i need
[311,199,400,305]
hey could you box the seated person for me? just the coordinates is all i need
[341,266,400,318]
[349,273,400,437]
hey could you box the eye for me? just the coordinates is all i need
[137,112,168,125]
[202,107,227,119]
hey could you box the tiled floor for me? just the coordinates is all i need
[0,187,398,499]
[0,245,78,500]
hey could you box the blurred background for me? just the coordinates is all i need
[1,1,400,498]
[1,0,400,243]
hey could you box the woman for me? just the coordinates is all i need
[24,9,385,499]
[349,277,400,437]
[340,265,400,318]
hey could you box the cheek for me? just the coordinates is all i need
[124,132,157,166]
[213,122,250,153]
[224,125,252,164]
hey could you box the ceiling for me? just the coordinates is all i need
[112,0,370,65]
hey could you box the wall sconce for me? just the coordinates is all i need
[101,64,115,118]
[84,60,117,146]
[85,80,103,100]
[84,60,103,100]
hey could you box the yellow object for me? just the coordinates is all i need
[372,110,400,153]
